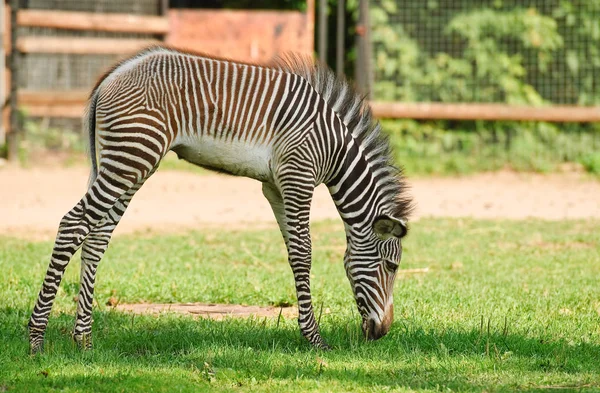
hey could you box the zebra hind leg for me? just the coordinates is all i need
[28,194,104,354]
[72,173,153,350]
[262,181,330,350]
[27,164,152,354]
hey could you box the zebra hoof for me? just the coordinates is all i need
[29,342,44,355]
[317,341,332,351]
[73,332,93,350]
[308,335,332,351]
[28,327,45,355]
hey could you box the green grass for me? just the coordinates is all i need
[383,120,600,176]
[1,218,599,392]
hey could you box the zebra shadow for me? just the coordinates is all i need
[4,308,599,391]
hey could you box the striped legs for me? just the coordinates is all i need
[72,175,151,350]
[262,182,330,350]
[28,143,161,354]
[27,178,124,354]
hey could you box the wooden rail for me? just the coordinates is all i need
[17,92,600,122]
[370,102,600,123]
[23,104,86,118]
[17,9,169,34]
[17,36,160,55]
[19,91,87,118]
[19,90,88,105]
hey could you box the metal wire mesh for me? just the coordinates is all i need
[19,54,120,91]
[371,0,600,105]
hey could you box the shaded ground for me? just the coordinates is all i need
[1,166,599,240]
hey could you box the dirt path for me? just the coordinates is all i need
[1,166,599,240]
[115,302,298,320]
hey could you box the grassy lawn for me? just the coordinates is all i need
[0,218,599,392]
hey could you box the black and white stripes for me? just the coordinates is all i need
[28,47,412,353]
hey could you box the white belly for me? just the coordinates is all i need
[173,137,273,181]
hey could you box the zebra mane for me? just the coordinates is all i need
[273,54,414,222]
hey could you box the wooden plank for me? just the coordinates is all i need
[370,102,600,123]
[17,36,160,55]
[19,90,88,105]
[167,9,311,62]
[17,9,169,34]
[18,91,87,118]
[22,104,85,118]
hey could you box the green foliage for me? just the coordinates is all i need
[1,218,599,391]
[13,119,86,167]
[371,1,600,105]
[370,1,600,177]
[581,152,600,174]
[383,119,600,175]
[22,120,84,153]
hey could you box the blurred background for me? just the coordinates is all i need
[0,0,599,175]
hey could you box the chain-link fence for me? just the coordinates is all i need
[371,0,600,106]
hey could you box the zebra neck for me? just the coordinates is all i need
[325,137,383,228]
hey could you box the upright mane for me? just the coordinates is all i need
[273,54,414,222]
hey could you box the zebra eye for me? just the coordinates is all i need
[384,260,398,272]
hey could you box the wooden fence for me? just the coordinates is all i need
[10,8,167,118]
[1,0,167,155]
[2,0,598,160]
[1,1,315,153]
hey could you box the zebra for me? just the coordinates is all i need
[28,47,413,353]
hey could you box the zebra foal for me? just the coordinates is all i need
[28,47,413,352]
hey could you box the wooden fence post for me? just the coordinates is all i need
[7,0,18,162]
[318,0,327,63]
[355,0,371,98]
[1,1,7,146]
[336,0,345,77]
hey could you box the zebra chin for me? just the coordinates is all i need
[362,306,394,340]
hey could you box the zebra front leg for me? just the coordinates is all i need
[73,174,152,350]
[262,182,330,350]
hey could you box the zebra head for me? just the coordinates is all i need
[345,214,407,341]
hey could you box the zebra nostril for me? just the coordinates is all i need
[363,317,390,341]
[369,319,377,335]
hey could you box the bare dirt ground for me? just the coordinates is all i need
[115,302,299,320]
[1,166,599,240]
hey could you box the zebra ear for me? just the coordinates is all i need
[373,215,408,239]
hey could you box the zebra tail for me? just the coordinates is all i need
[84,91,99,189]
